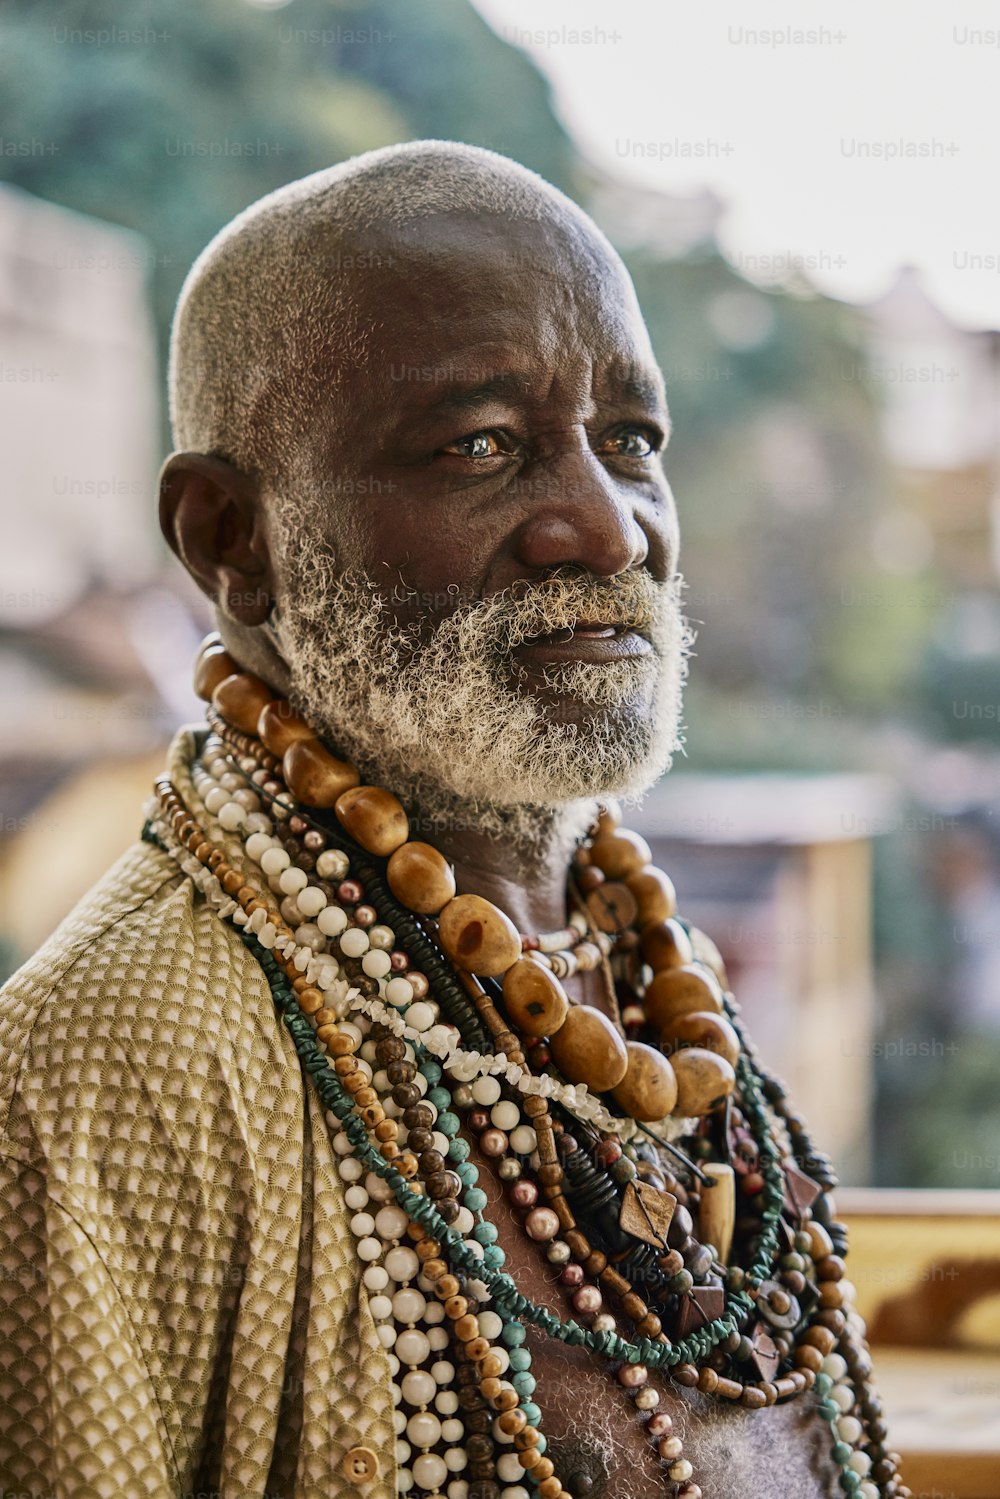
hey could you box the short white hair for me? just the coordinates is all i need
[168,140,604,492]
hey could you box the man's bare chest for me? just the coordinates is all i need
[482,1157,842,1499]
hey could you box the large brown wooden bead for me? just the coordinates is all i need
[212,673,274,735]
[335,785,409,855]
[626,865,677,926]
[585,880,638,934]
[660,1010,740,1069]
[596,800,622,834]
[611,1040,678,1121]
[387,841,456,914]
[588,828,652,880]
[641,917,694,972]
[549,1004,629,1093]
[644,963,724,1030]
[670,1046,736,1117]
[502,957,570,1038]
[688,924,729,988]
[437,894,522,977]
[258,699,316,758]
[194,644,237,702]
[283,738,360,808]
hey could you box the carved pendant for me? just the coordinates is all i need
[748,1320,781,1382]
[675,1285,726,1339]
[619,1179,677,1249]
[782,1162,822,1221]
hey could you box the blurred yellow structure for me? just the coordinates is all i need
[842,1189,1000,1498]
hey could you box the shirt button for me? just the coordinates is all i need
[342,1446,379,1483]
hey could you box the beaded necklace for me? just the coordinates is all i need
[141,636,909,1499]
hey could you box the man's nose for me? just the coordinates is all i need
[510,448,654,579]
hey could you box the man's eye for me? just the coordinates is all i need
[442,431,504,459]
[601,427,658,459]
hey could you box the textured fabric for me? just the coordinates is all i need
[0,745,397,1499]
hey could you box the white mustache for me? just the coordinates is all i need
[395,571,669,652]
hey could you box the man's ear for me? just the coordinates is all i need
[159,452,274,627]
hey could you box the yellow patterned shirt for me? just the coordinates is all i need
[0,729,397,1499]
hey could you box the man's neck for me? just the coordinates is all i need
[428,811,595,937]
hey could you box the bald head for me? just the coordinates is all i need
[162,142,684,841]
[169,140,625,496]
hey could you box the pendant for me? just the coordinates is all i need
[619,1179,677,1249]
[782,1161,822,1220]
[747,1320,781,1382]
[675,1285,726,1338]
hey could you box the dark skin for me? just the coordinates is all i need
[161,209,673,1005]
[161,207,839,1496]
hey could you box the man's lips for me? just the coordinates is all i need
[513,620,652,663]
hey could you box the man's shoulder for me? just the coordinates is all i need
[0,836,283,1153]
[1,838,178,1037]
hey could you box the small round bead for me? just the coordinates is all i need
[316,848,350,880]
[340,927,370,957]
[480,1129,509,1158]
[524,1208,560,1242]
[412,1453,449,1491]
[317,904,349,937]
[297,885,327,917]
[260,846,291,876]
[472,1076,502,1106]
[490,1100,521,1132]
[572,1286,602,1315]
[386,976,414,1006]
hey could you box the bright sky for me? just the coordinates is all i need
[473,0,1000,330]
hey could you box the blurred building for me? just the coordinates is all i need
[862,265,1000,589]
[634,773,897,1183]
[0,185,202,974]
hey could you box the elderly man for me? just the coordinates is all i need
[0,143,905,1499]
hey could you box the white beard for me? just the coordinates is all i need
[267,504,693,860]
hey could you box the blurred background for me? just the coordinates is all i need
[1,0,999,1194]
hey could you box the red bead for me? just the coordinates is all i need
[595,1140,622,1168]
[742,1171,765,1196]
[468,1110,490,1133]
[337,880,363,904]
[510,1181,539,1210]
[289,815,308,835]
[559,1264,584,1287]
